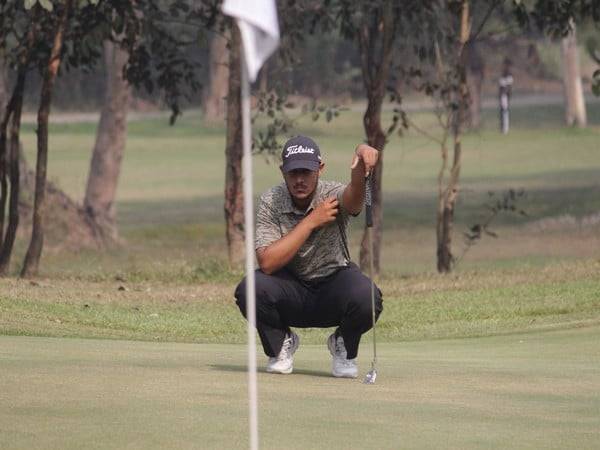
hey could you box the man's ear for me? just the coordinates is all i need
[279,165,284,174]
[318,162,325,175]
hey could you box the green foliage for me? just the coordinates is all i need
[513,0,600,37]
[23,0,39,10]
[587,36,600,64]
[23,0,53,11]
[586,36,600,96]
[1,0,221,120]
[457,189,528,269]
[252,91,346,156]
[593,69,600,96]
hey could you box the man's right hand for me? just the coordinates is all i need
[257,197,339,274]
[307,197,339,229]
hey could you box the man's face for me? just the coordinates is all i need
[281,165,323,203]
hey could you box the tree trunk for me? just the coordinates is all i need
[436,0,469,273]
[224,26,245,267]
[258,61,269,93]
[0,85,9,249]
[0,58,7,120]
[466,42,484,129]
[357,7,396,275]
[561,21,587,127]
[21,0,72,278]
[359,99,386,274]
[83,40,130,244]
[0,68,26,274]
[203,32,229,124]
[0,57,14,244]
[436,137,462,273]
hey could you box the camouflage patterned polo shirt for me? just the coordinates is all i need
[255,180,352,281]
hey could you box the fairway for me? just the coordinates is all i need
[2,327,599,450]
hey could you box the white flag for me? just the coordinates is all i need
[222,0,280,82]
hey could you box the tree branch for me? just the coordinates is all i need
[469,0,502,43]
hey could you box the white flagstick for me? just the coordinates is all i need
[221,3,279,447]
[241,51,259,450]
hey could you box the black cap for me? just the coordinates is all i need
[281,135,322,172]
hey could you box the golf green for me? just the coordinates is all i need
[1,326,599,449]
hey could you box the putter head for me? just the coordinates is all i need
[363,369,377,384]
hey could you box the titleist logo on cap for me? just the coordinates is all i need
[284,145,321,159]
[281,135,322,172]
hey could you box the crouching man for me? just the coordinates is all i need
[234,135,383,378]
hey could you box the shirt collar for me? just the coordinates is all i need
[281,180,323,215]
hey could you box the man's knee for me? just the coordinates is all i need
[234,278,247,316]
[347,281,383,320]
[234,271,280,313]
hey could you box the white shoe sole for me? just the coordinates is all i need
[266,366,293,375]
[332,370,358,379]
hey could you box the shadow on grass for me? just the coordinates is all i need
[116,177,600,231]
[479,100,600,129]
[210,364,331,378]
[381,181,600,227]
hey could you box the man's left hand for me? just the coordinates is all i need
[351,144,379,177]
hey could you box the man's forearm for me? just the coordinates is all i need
[342,143,379,214]
[343,158,366,215]
[256,218,315,274]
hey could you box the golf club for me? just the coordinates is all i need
[363,174,377,385]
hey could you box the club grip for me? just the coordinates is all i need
[365,175,373,228]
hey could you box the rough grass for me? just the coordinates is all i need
[1,259,598,344]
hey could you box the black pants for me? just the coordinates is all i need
[234,263,383,359]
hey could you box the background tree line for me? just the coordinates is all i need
[0,0,598,279]
[4,19,599,113]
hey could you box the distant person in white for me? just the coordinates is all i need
[499,58,514,134]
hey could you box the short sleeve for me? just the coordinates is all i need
[255,195,281,249]
[323,181,357,218]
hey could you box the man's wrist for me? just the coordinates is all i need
[301,214,317,231]
[352,152,365,168]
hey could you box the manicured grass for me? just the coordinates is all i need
[2,326,599,449]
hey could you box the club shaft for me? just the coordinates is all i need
[369,226,377,365]
[365,175,376,368]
